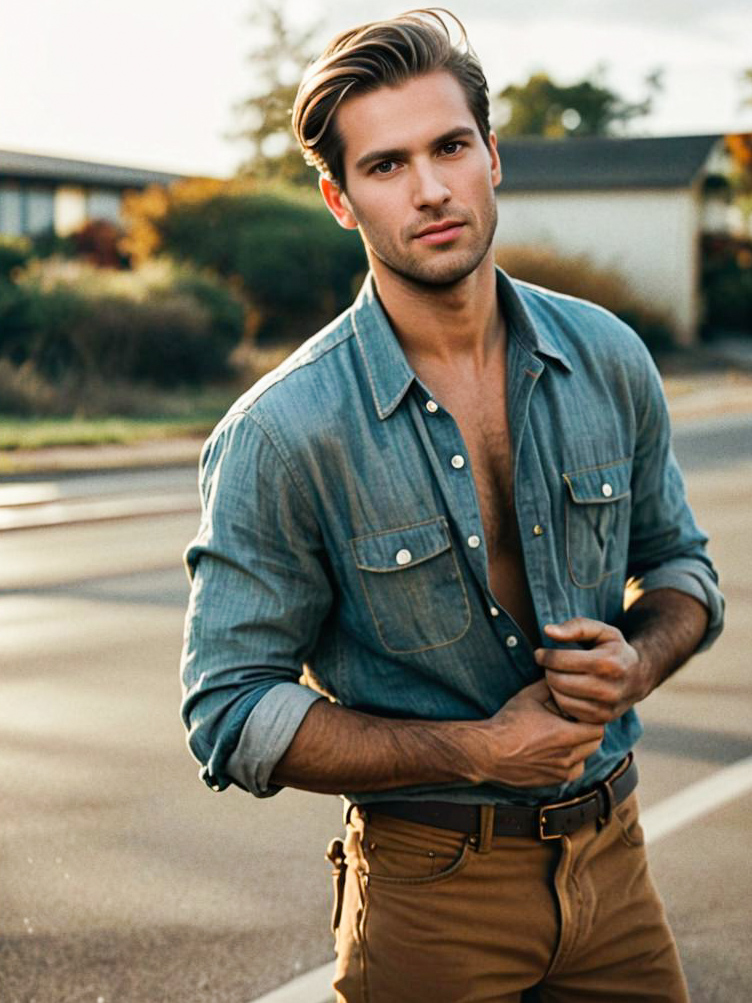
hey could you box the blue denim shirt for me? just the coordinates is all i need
[180,268,723,806]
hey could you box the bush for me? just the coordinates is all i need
[0,235,33,279]
[3,258,246,388]
[125,180,367,343]
[701,234,752,336]
[495,244,676,355]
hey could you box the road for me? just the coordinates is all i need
[1,422,751,1003]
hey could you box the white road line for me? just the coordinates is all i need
[641,753,752,844]
[248,963,336,1003]
[249,754,752,1003]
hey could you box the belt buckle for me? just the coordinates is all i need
[538,792,589,841]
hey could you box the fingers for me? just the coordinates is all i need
[543,618,619,646]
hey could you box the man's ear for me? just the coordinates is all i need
[319,175,359,230]
[489,131,502,188]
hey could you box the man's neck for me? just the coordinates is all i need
[370,254,505,371]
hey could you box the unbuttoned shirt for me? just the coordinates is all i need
[180,268,724,806]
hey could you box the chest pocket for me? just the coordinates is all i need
[351,516,471,654]
[562,458,632,588]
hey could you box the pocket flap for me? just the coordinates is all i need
[352,517,451,573]
[563,458,631,505]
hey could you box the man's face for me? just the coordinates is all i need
[328,70,501,289]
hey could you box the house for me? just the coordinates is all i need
[0,148,182,239]
[494,134,734,345]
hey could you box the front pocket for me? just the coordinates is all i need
[563,458,632,588]
[351,517,471,653]
[362,814,471,886]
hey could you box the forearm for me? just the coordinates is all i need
[618,586,709,699]
[270,698,482,794]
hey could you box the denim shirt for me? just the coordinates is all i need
[180,268,724,806]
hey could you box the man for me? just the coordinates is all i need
[180,9,723,1002]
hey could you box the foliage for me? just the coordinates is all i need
[495,67,663,138]
[495,244,676,355]
[71,219,130,268]
[1,258,246,391]
[230,0,319,186]
[701,234,752,336]
[141,182,366,342]
[0,234,33,278]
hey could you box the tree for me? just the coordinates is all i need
[230,1,320,185]
[494,66,663,139]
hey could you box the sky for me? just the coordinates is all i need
[1,0,751,178]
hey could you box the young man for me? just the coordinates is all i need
[181,10,723,1002]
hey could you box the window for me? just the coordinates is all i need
[86,188,121,223]
[0,183,23,235]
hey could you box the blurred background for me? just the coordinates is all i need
[1,3,752,1003]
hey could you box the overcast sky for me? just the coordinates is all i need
[1,0,751,176]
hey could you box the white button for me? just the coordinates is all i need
[395,548,412,566]
[451,454,465,469]
[490,606,500,617]
[467,534,481,549]
[426,400,438,413]
[602,482,613,498]
[505,634,519,648]
[533,524,544,537]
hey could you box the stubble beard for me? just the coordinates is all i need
[358,198,499,291]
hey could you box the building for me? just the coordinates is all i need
[494,134,735,345]
[0,148,182,239]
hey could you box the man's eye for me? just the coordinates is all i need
[372,160,396,175]
[441,141,463,155]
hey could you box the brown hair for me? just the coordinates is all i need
[291,8,490,188]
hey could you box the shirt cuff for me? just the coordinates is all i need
[637,563,725,652]
[225,682,325,797]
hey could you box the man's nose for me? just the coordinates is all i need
[411,161,451,210]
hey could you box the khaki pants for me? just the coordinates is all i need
[328,791,689,1003]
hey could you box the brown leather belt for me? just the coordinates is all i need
[363,754,637,841]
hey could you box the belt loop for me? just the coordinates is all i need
[344,799,361,826]
[475,805,495,854]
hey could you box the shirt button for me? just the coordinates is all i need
[467,534,481,549]
[451,454,465,469]
[395,548,412,566]
[602,483,613,498]
[426,400,438,413]
[490,606,500,617]
[505,634,519,648]
[533,524,544,536]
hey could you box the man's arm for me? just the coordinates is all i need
[533,588,708,725]
[268,678,605,794]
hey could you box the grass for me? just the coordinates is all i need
[0,414,223,451]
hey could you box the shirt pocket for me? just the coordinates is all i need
[562,458,632,589]
[351,516,471,654]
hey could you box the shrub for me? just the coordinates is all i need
[124,180,367,343]
[0,235,33,279]
[495,244,676,355]
[4,258,246,388]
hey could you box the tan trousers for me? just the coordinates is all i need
[328,791,689,1003]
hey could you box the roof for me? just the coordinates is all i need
[495,134,723,193]
[0,148,183,188]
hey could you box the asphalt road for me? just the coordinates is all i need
[1,421,751,1003]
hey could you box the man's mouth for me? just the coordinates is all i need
[413,220,466,245]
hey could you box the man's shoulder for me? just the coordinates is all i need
[215,305,360,436]
[512,277,645,356]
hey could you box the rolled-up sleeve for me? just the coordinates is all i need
[626,350,724,651]
[180,408,331,796]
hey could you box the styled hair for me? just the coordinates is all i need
[291,8,490,188]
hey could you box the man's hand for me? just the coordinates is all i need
[534,617,650,725]
[475,679,605,787]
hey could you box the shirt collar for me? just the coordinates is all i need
[351,267,573,422]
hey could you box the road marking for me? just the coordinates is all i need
[249,754,752,1003]
[248,963,336,1003]
[641,753,752,844]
